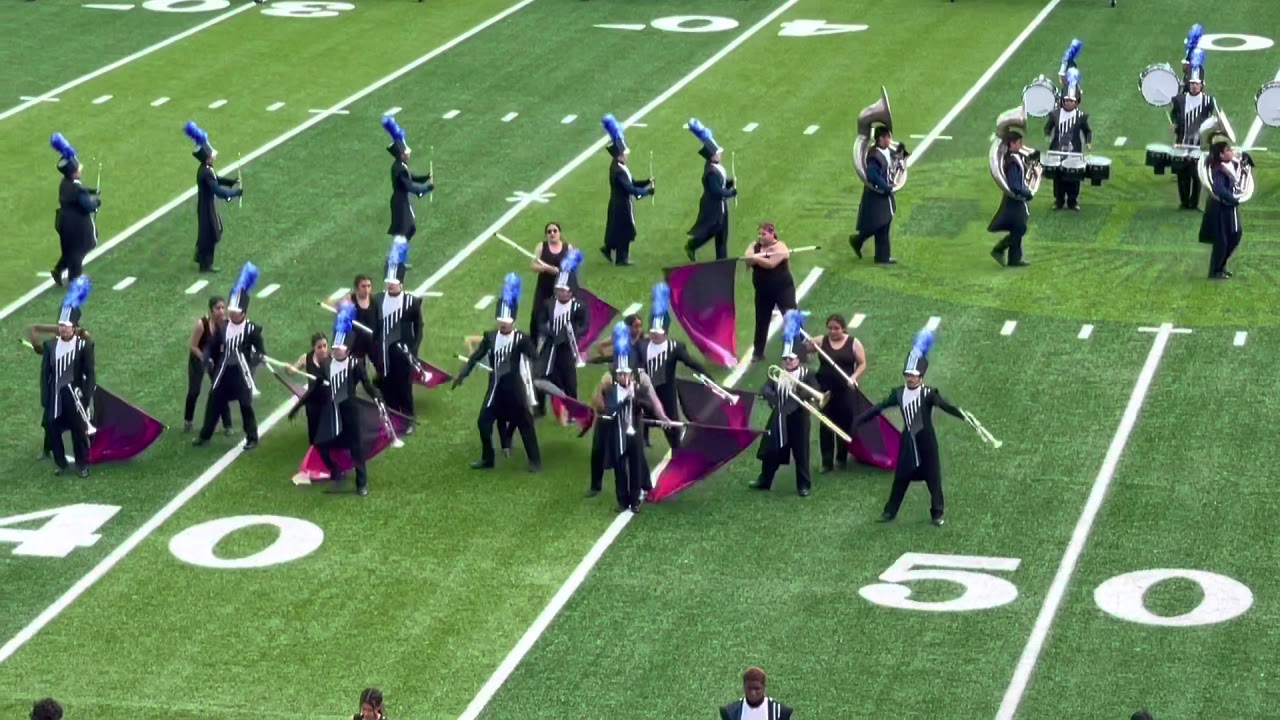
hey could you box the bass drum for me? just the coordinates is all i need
[1085,155,1111,186]
[1256,80,1280,128]
[1022,75,1059,117]
[1139,63,1180,107]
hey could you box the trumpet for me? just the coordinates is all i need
[238,351,261,397]
[767,365,850,443]
[695,372,739,405]
[376,399,405,449]
[616,383,636,436]
[565,322,586,368]
[72,388,97,436]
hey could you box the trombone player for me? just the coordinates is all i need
[850,87,907,264]
[751,311,824,497]
[989,108,1040,267]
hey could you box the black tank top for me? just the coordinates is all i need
[817,335,859,391]
[196,316,213,351]
[751,242,793,292]
[534,241,568,299]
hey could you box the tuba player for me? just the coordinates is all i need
[989,124,1036,268]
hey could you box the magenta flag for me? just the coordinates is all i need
[412,357,453,389]
[576,288,619,356]
[664,259,738,367]
[86,387,165,464]
[535,379,597,434]
[675,378,757,430]
[649,425,762,502]
[846,387,900,469]
[296,398,411,481]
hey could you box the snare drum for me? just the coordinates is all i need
[1022,75,1059,117]
[1256,80,1280,128]
[1146,143,1173,174]
[1139,63,1180,107]
[1060,154,1087,182]
[1040,152,1063,179]
[1084,155,1111,186]
[1170,144,1201,171]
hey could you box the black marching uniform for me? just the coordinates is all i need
[1170,89,1217,210]
[191,136,242,273]
[53,175,100,285]
[601,134,654,266]
[753,364,813,496]
[750,244,797,359]
[387,158,433,243]
[589,335,640,495]
[372,268,424,420]
[298,351,326,446]
[720,698,794,720]
[636,328,708,450]
[529,242,572,415]
[989,148,1033,267]
[597,352,653,512]
[41,331,95,476]
[1207,159,1244,278]
[297,355,380,494]
[458,327,541,469]
[536,294,589,402]
[814,335,861,471]
[197,316,264,447]
[1044,103,1092,210]
[185,315,232,432]
[852,145,896,263]
[685,144,736,261]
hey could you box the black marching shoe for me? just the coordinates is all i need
[53,467,67,477]
[932,517,945,527]
[1210,271,1229,280]
[470,460,494,470]
[77,467,89,479]
[242,439,258,451]
[223,426,236,437]
[1068,202,1081,211]
[183,421,193,434]
[1053,202,1064,211]
[629,503,641,514]
[819,464,833,474]
[875,258,897,265]
[192,437,209,447]
[877,512,896,523]
[585,488,600,498]
[798,487,810,497]
[990,249,1007,266]
[749,477,770,490]
[357,486,369,497]
[599,246,612,263]
[50,270,63,286]
[684,242,697,263]
[849,234,864,259]
[1008,260,1030,267]
[527,462,541,473]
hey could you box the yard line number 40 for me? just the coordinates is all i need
[860,553,1254,628]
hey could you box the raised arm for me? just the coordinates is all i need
[674,343,711,377]
[637,371,674,424]
[202,167,241,201]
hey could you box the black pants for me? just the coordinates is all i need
[186,357,231,427]
[590,423,606,492]
[194,235,219,271]
[52,240,85,283]
[478,405,540,465]
[317,435,368,491]
[1210,230,1242,275]
[854,224,892,262]
[992,230,1026,264]
[199,374,258,442]
[613,239,633,265]
[819,390,853,469]
[377,358,415,419]
[884,472,944,521]
[1176,167,1201,208]
[758,414,811,492]
[689,225,729,260]
[613,447,645,509]
[1052,179,1081,208]
[752,284,797,359]
[543,345,579,402]
[48,412,90,470]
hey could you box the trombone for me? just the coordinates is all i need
[767,365,850,443]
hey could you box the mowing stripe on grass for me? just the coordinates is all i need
[995,323,1181,720]
[0,3,255,122]
[458,264,822,720]
[0,0,543,667]
[0,0,540,325]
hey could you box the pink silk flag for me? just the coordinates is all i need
[664,259,738,367]
[847,387,901,469]
[649,425,762,502]
[412,357,452,389]
[576,288,619,357]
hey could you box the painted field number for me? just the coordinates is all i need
[1094,569,1254,628]
[650,15,740,33]
[0,504,120,558]
[859,552,1022,612]
[139,0,354,16]
[777,20,869,37]
[169,515,324,569]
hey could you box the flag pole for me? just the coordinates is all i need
[731,151,738,207]
[237,152,243,208]
[649,149,655,206]
[429,144,435,204]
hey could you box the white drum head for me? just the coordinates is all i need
[1023,81,1058,117]
[1140,64,1180,107]
[1042,153,1063,167]
[1062,155,1085,169]
[1085,155,1111,167]
[1256,81,1280,127]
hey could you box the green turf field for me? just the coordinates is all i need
[1,0,1278,718]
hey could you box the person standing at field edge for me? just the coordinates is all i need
[720,667,794,720]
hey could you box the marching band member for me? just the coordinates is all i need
[290,332,329,447]
[850,126,898,264]
[184,122,242,274]
[989,132,1034,267]
[1181,24,1205,92]
[372,238,423,424]
[535,249,588,418]
[383,117,433,254]
[322,274,377,360]
[353,687,386,720]
[1207,141,1245,279]
[683,119,736,262]
[291,304,381,496]
[26,321,90,462]
[40,277,96,478]
[804,313,865,472]
[1170,50,1216,210]
[600,114,655,266]
[454,274,542,472]
[743,222,797,361]
[854,329,965,526]
[590,313,641,363]
[719,667,794,720]
[751,311,812,496]
[636,282,709,450]
[193,263,264,451]
[528,224,574,415]
[184,295,232,435]
[49,133,99,286]
[1044,69,1093,211]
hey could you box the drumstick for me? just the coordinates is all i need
[494,232,538,260]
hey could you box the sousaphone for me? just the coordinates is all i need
[1196,110,1255,203]
[989,105,1043,199]
[853,86,909,193]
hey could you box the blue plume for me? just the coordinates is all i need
[612,322,631,358]
[1186,23,1204,53]
[501,272,522,305]
[334,300,356,337]
[382,116,406,142]
[183,121,208,146]
[561,248,583,276]
[388,238,409,266]
[912,327,935,357]
[50,133,77,160]
[1066,68,1081,87]
[601,113,625,145]
[782,309,805,346]
[1190,48,1205,69]
[688,118,715,145]
[650,282,670,317]
[62,275,92,310]
[1061,38,1082,65]
[232,262,259,295]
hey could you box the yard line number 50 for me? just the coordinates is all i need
[0,504,323,570]
[859,552,1253,628]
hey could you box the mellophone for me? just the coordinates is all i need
[1040,150,1112,186]
[766,365,851,443]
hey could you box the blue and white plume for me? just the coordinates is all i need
[1185,23,1204,55]
[50,132,79,174]
[382,116,410,155]
[333,300,357,349]
[227,262,259,313]
[612,321,632,372]
[556,248,583,289]
[649,281,670,334]
[58,275,92,325]
[781,309,806,358]
[1058,38,1083,76]
[602,113,627,157]
[903,327,934,376]
[496,272,521,323]
[688,118,722,157]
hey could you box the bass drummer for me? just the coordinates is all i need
[1043,69,1092,211]
[1169,50,1217,210]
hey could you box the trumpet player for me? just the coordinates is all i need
[194,263,265,451]
[989,131,1035,268]
[751,311,813,497]
[804,314,865,473]
[854,329,964,526]
[372,238,424,424]
[1044,70,1092,211]
[41,277,96,478]
[535,249,588,419]
[637,282,710,450]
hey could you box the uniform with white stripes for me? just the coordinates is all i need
[41,288,96,477]
[1169,55,1217,209]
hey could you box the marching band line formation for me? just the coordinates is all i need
[35,25,1251,518]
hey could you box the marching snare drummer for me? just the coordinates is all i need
[1170,50,1217,209]
[193,263,265,451]
[1206,141,1246,279]
[41,278,96,478]
[1044,69,1092,211]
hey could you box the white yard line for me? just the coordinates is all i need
[474,295,495,310]
[1113,136,1127,147]
[849,313,865,328]
[443,109,461,119]
[184,280,208,295]
[925,316,941,331]
[112,277,136,291]
[150,97,170,107]
[257,283,280,298]
[384,106,402,117]
[0,0,540,325]
[328,287,349,301]
[995,323,1181,720]
[1078,324,1094,340]
[266,101,286,112]
[0,0,543,667]
[1233,331,1248,347]
[92,95,113,105]
[803,125,820,135]
[501,112,519,122]
[561,114,578,124]
[621,302,643,317]
[1000,320,1017,336]
[908,0,1063,165]
[0,4,255,122]
[208,99,228,109]
[743,122,759,132]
